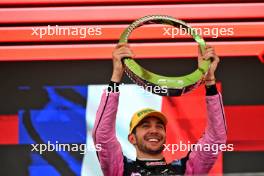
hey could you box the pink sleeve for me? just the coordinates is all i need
[185,93,227,175]
[92,90,124,176]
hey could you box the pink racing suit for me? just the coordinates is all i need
[92,90,227,176]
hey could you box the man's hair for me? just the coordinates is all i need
[131,128,137,135]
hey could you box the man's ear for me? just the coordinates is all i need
[128,133,136,145]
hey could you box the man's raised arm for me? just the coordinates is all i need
[92,82,124,176]
[185,85,227,175]
[185,45,227,175]
[92,43,134,176]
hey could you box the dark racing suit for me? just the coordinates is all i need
[123,155,189,176]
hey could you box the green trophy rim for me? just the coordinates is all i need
[119,15,210,95]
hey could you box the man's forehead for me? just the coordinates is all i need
[140,116,164,124]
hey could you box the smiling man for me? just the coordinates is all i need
[92,43,227,176]
[129,109,167,157]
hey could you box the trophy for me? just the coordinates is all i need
[119,15,210,96]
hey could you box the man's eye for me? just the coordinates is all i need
[142,124,149,128]
[157,125,164,129]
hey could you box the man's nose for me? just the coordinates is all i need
[148,126,159,133]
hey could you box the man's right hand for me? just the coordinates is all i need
[111,43,135,82]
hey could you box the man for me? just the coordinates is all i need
[92,43,227,176]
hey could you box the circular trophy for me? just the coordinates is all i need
[119,15,210,96]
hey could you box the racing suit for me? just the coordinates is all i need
[92,83,227,176]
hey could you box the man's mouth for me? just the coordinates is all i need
[145,136,163,143]
[148,138,159,142]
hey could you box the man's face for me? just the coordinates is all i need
[131,116,166,155]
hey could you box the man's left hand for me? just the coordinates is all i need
[198,45,220,85]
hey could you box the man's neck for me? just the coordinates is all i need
[136,151,163,160]
[137,157,163,161]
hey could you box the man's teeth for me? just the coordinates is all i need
[148,138,159,142]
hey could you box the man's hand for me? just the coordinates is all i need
[111,43,135,82]
[198,45,220,86]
